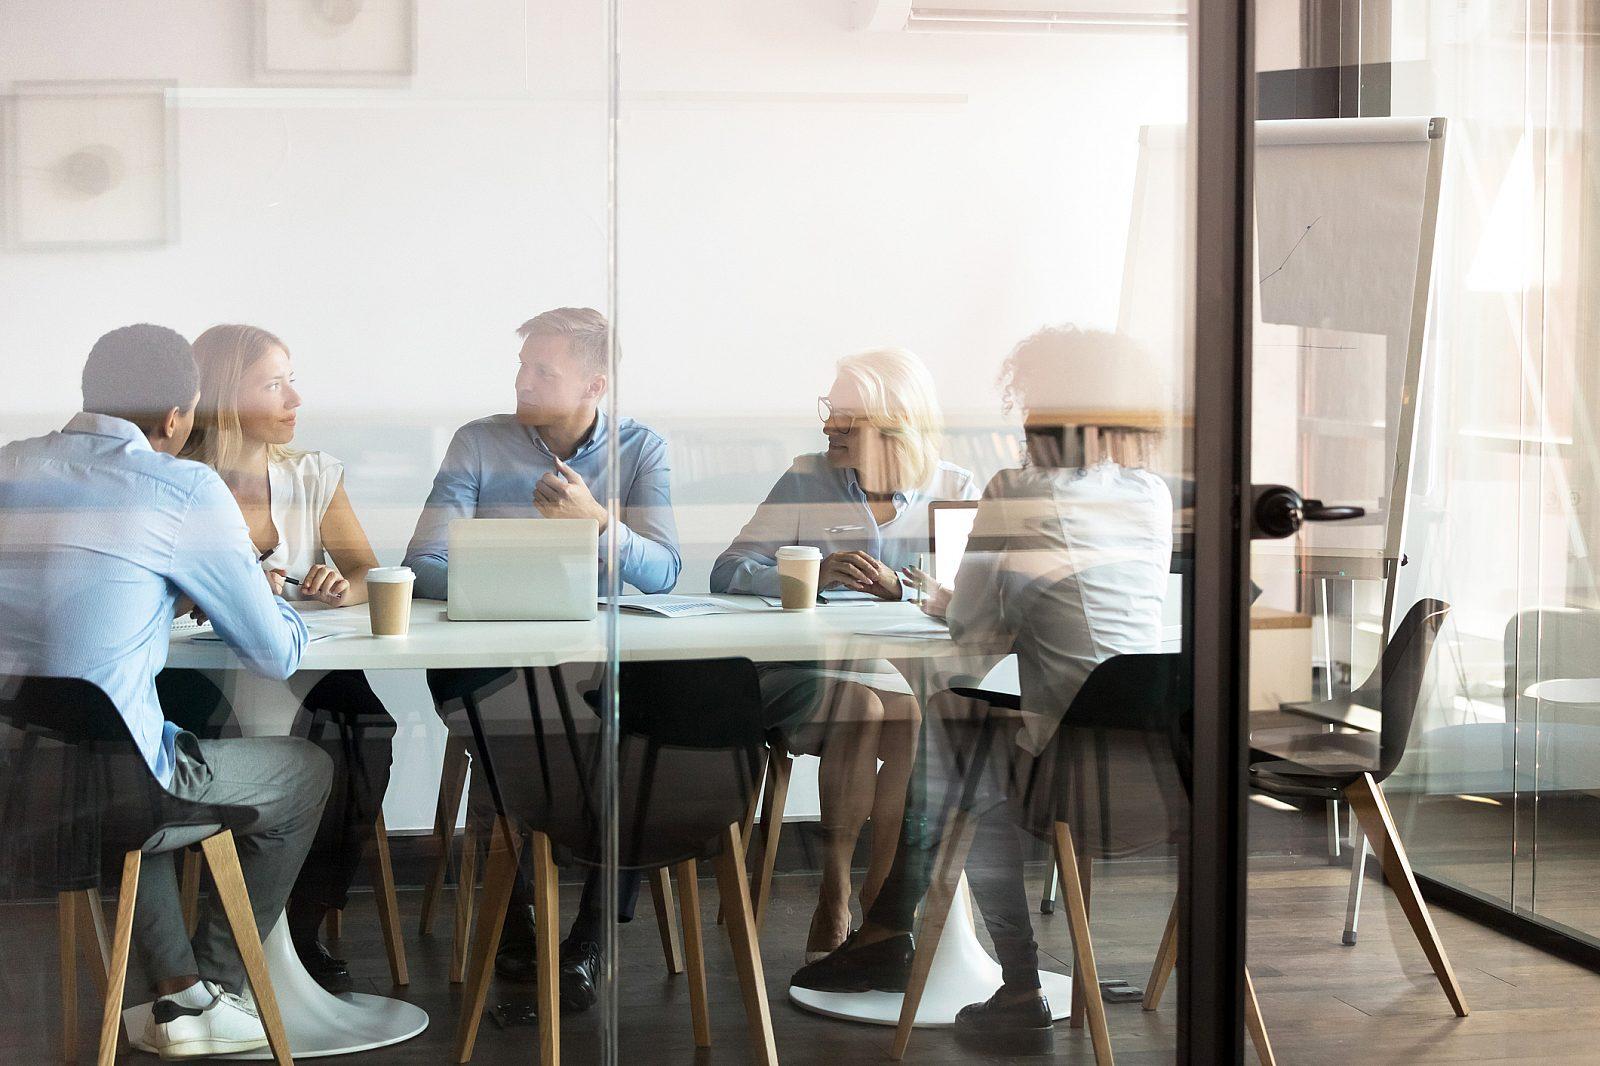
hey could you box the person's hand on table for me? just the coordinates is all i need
[534,459,609,531]
[821,550,902,600]
[902,565,952,619]
[300,563,351,607]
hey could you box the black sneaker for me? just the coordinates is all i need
[559,938,601,1013]
[495,904,539,984]
[789,930,914,993]
[953,989,1055,1055]
[292,937,354,996]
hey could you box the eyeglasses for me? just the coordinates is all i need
[817,396,857,429]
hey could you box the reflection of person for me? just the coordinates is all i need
[168,323,395,994]
[0,324,329,1059]
[795,326,1173,1050]
[403,308,681,1008]
[711,348,978,958]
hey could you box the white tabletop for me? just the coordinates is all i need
[168,597,974,672]
[1524,678,1600,704]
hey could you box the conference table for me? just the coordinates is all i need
[139,594,1089,1056]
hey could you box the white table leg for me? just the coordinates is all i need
[789,876,1072,1027]
[123,912,428,1058]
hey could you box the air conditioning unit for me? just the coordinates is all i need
[856,0,1187,33]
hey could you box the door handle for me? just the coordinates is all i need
[1250,484,1365,540]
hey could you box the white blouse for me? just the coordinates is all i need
[257,450,345,602]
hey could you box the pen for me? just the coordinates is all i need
[257,548,300,585]
[824,524,865,534]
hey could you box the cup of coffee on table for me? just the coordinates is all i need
[367,566,415,637]
[776,545,822,611]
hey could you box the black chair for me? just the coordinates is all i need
[446,659,778,1066]
[0,676,293,1065]
[1174,599,1465,1018]
[891,653,1275,1066]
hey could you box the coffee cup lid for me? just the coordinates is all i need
[776,545,823,561]
[366,566,415,584]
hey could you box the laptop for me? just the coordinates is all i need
[447,518,598,621]
[927,500,980,585]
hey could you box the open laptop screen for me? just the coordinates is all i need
[927,500,980,586]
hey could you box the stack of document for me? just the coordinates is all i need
[609,595,771,618]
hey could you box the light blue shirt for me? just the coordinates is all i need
[403,410,681,599]
[710,453,980,599]
[0,414,308,786]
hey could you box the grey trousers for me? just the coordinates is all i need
[133,733,333,994]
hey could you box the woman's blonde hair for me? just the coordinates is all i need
[834,347,944,490]
[182,324,296,473]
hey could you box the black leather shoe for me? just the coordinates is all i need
[495,904,539,984]
[953,989,1055,1054]
[294,937,354,996]
[789,930,914,993]
[559,938,601,1013]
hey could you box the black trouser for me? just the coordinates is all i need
[155,668,396,914]
[509,862,644,944]
[865,704,1045,990]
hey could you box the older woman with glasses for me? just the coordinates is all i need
[711,347,979,959]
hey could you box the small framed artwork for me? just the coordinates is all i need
[255,0,418,85]
[2,81,177,251]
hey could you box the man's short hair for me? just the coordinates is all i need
[80,324,199,431]
[515,307,613,374]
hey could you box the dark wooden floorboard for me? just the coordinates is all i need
[8,817,1600,1064]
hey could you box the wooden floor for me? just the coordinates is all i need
[7,825,1600,1064]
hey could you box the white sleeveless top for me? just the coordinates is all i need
[257,450,345,602]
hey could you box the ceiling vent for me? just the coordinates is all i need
[856,0,1187,33]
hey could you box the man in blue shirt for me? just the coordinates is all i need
[403,306,680,598]
[404,307,680,1009]
[0,325,331,1060]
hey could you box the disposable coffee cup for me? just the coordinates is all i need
[366,566,415,637]
[776,546,823,611]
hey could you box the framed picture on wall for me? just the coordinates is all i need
[2,81,177,251]
[255,0,418,84]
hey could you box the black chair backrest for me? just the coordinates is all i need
[442,659,766,871]
[1357,599,1450,780]
[0,675,248,899]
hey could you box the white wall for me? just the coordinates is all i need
[1,1,1187,828]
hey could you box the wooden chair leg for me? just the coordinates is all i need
[675,859,710,1047]
[454,817,521,1064]
[530,830,561,1066]
[59,891,78,1062]
[712,823,777,1066]
[1070,849,1092,1030]
[96,851,141,1066]
[365,811,410,986]
[451,821,481,985]
[180,847,201,938]
[1244,967,1275,1066]
[1054,823,1113,1064]
[750,749,793,932]
[649,867,685,976]
[200,831,293,1066]
[718,786,763,927]
[1143,894,1179,1011]
[79,890,112,1000]
[891,806,980,1061]
[325,908,343,941]
[421,736,471,936]
[1344,772,1469,1017]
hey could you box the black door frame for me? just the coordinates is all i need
[1182,0,1255,1062]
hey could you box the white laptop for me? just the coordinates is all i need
[447,518,598,621]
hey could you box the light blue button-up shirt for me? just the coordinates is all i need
[0,414,308,786]
[710,452,979,599]
[403,410,682,600]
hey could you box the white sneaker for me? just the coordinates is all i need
[144,980,270,1060]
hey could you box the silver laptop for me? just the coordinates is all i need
[447,518,598,621]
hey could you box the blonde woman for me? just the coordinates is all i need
[172,324,392,994]
[711,347,979,958]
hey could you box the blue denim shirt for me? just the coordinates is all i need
[710,452,979,599]
[403,410,682,599]
[0,414,308,786]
